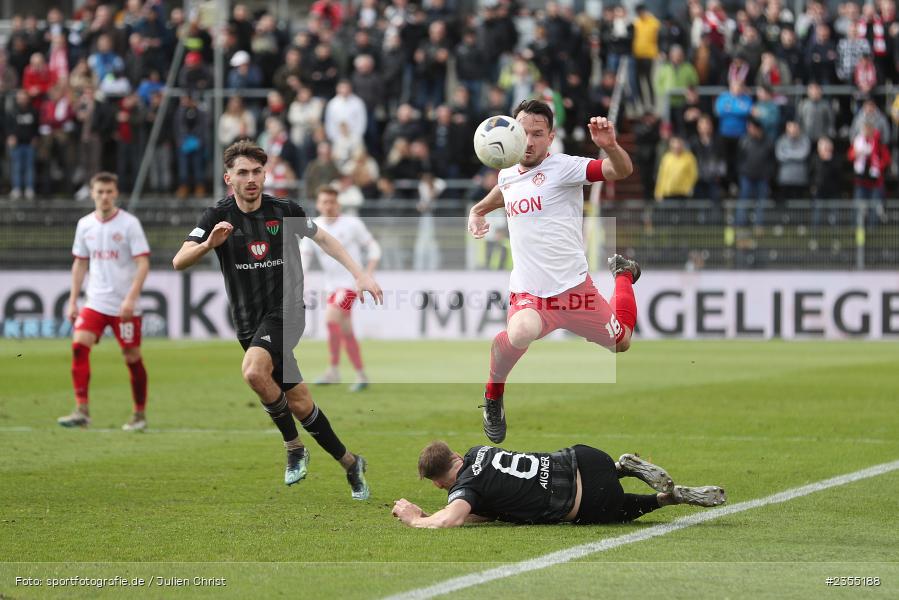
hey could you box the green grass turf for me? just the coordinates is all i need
[1,339,898,599]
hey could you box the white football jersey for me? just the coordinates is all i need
[497,153,595,297]
[302,215,375,291]
[72,209,150,316]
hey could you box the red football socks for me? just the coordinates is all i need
[342,332,364,371]
[485,331,527,400]
[127,359,148,412]
[611,273,637,331]
[71,343,91,408]
[326,322,342,367]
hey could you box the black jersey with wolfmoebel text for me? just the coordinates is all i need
[446,446,578,524]
[186,194,317,339]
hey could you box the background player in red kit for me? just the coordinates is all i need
[60,172,151,431]
[302,186,381,391]
[468,100,638,443]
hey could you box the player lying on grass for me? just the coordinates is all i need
[468,100,639,444]
[173,141,382,499]
[392,441,725,528]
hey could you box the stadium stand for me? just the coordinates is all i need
[0,0,897,269]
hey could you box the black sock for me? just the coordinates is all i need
[300,404,347,462]
[262,392,299,443]
[616,493,661,523]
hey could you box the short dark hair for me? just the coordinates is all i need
[418,441,455,480]
[223,140,268,169]
[316,184,338,198]
[513,99,554,131]
[89,171,118,188]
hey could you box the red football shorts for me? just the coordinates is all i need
[327,288,358,312]
[74,307,142,348]
[507,275,624,347]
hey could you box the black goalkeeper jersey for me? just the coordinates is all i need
[186,194,318,339]
[447,446,578,524]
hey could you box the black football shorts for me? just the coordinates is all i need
[239,313,305,391]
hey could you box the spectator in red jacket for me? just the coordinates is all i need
[38,83,76,193]
[703,0,732,51]
[22,52,57,107]
[848,122,890,225]
[311,0,344,31]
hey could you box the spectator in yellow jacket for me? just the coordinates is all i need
[632,5,661,108]
[655,136,698,200]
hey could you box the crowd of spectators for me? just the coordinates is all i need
[0,0,897,228]
[623,0,899,227]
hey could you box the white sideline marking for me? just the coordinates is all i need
[383,459,899,600]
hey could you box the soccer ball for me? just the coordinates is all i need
[473,115,527,170]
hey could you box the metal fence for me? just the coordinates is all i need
[1,197,897,271]
[605,199,899,270]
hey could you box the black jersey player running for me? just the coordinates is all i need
[392,442,725,527]
[173,141,383,499]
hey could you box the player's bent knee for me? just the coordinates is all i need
[122,347,142,363]
[507,328,536,349]
[507,312,542,349]
[614,329,633,353]
[242,364,272,391]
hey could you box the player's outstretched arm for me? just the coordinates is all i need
[468,185,504,239]
[68,257,89,322]
[312,227,384,304]
[587,116,634,181]
[172,222,233,270]
[392,498,472,529]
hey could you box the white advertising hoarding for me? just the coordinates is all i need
[1,271,898,340]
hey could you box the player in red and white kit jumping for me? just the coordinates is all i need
[302,186,381,392]
[59,172,151,431]
[468,100,639,443]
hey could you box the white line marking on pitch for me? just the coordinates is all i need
[383,458,899,600]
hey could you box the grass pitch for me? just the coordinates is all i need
[1,339,898,599]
